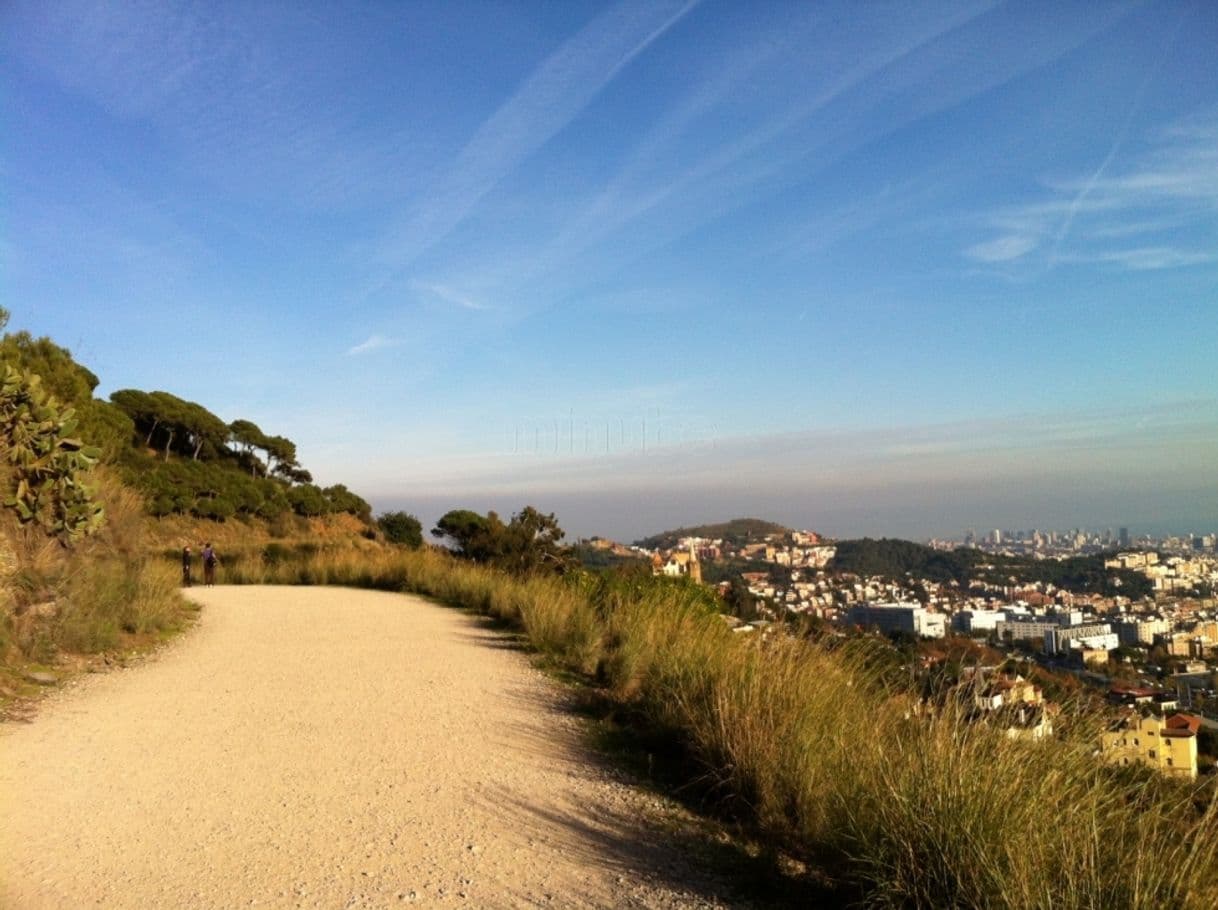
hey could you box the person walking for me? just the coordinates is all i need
[181,546,192,587]
[202,543,219,587]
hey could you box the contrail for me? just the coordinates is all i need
[1048,8,1189,265]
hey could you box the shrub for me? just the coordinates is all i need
[377,511,423,548]
[0,365,105,544]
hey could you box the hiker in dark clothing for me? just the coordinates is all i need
[202,543,219,586]
[182,546,192,587]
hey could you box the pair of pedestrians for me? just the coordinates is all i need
[181,543,220,587]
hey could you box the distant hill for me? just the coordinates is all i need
[829,537,1154,599]
[634,518,791,550]
[571,541,649,572]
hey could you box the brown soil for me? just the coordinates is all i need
[0,586,752,908]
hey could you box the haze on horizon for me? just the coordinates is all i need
[4,1,1216,543]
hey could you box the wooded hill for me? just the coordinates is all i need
[634,517,791,550]
[0,325,371,527]
[830,537,1155,599]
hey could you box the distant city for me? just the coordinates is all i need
[618,516,1218,778]
[929,527,1218,557]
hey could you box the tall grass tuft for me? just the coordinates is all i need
[220,544,1218,908]
[1,468,192,665]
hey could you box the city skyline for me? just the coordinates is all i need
[5,1,1217,538]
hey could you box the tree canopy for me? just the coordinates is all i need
[0,315,371,526]
[378,511,423,548]
[110,389,231,462]
[1,331,133,461]
[432,506,570,575]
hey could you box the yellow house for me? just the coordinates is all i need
[1100,711,1199,780]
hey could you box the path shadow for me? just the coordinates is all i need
[469,778,842,909]
[451,628,530,653]
[449,612,532,651]
[449,617,849,908]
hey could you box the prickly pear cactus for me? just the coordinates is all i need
[0,364,104,545]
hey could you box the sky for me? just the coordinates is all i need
[3,0,1217,542]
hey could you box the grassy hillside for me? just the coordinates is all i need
[634,517,790,550]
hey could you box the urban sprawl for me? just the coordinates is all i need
[622,525,1218,780]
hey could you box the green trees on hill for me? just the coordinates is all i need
[0,311,370,526]
[112,390,248,465]
[104,384,368,524]
[319,484,371,521]
[227,419,310,481]
[134,459,283,519]
[129,459,368,524]
[281,482,371,520]
[432,506,570,575]
[634,517,790,549]
[832,538,977,584]
[108,389,368,522]
[228,419,268,474]
[377,511,423,548]
[830,537,1155,599]
[0,330,134,462]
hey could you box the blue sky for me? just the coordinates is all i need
[4,1,1217,541]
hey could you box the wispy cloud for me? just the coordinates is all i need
[414,282,490,312]
[370,0,700,282]
[7,2,441,210]
[965,114,1218,271]
[501,2,1000,284]
[346,334,399,356]
[1058,247,1217,271]
[1046,20,1178,263]
[424,0,1129,307]
[964,234,1040,263]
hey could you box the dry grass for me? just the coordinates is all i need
[221,544,1218,908]
[1,468,194,666]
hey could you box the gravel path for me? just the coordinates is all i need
[0,586,747,909]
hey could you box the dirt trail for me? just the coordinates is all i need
[1,586,745,909]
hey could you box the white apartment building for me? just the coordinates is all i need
[952,609,1004,634]
[1045,623,1117,656]
[996,618,1060,644]
[845,602,946,639]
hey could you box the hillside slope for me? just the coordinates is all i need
[635,518,790,550]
